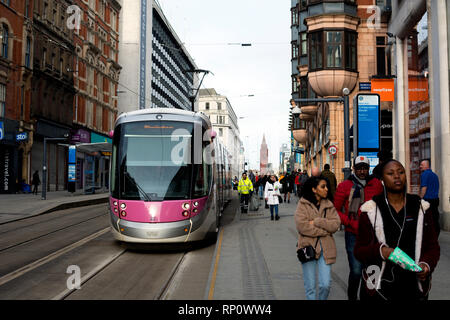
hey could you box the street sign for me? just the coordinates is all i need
[16,132,28,142]
[0,121,3,140]
[359,82,371,91]
[68,164,76,182]
[328,145,338,155]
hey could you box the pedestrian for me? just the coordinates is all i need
[295,176,341,300]
[238,172,254,213]
[32,170,40,195]
[419,159,440,237]
[297,170,308,198]
[355,159,440,300]
[248,170,256,186]
[264,174,282,221]
[281,172,293,203]
[321,164,337,198]
[232,176,239,190]
[333,155,383,300]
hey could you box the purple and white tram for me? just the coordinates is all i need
[109,108,231,243]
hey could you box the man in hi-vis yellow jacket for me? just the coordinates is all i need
[238,172,254,213]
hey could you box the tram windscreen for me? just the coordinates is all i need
[111,121,194,201]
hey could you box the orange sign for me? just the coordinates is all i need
[408,78,429,101]
[371,79,395,102]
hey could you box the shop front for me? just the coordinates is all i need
[0,119,19,194]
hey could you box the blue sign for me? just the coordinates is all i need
[357,94,380,150]
[68,146,76,164]
[359,82,371,91]
[16,132,28,142]
[139,0,147,109]
[0,121,3,140]
[68,164,76,182]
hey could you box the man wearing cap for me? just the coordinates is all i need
[238,172,254,213]
[333,156,383,300]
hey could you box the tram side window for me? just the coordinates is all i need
[193,140,213,197]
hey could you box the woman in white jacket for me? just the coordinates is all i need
[264,175,282,221]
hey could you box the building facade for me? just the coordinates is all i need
[118,0,198,113]
[30,0,77,193]
[198,88,243,178]
[71,0,122,192]
[290,0,393,182]
[388,0,450,230]
[0,0,34,193]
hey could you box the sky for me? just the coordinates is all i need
[157,0,292,171]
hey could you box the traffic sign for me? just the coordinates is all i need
[328,145,338,155]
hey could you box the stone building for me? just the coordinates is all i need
[290,0,393,182]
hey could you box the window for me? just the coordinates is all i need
[309,30,357,72]
[326,31,342,67]
[310,32,323,70]
[1,25,8,59]
[96,106,102,129]
[43,48,47,67]
[217,102,222,110]
[219,128,223,136]
[292,76,299,94]
[345,32,357,70]
[218,116,225,124]
[376,36,391,76]
[292,42,298,60]
[205,102,210,110]
[300,32,307,56]
[291,7,299,26]
[25,37,31,68]
[1,0,11,6]
[43,2,48,20]
[0,83,5,117]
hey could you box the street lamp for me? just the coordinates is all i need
[42,134,69,200]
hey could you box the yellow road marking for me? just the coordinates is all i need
[208,228,224,300]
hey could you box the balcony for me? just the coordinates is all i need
[299,113,314,121]
[293,129,307,144]
[308,69,357,97]
[300,104,318,115]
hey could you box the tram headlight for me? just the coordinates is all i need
[182,211,189,217]
[120,211,127,217]
[182,203,190,210]
[193,201,199,207]
[113,201,118,206]
[114,208,118,213]
[193,208,198,214]
[120,203,126,210]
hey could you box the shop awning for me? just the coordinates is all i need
[75,142,112,154]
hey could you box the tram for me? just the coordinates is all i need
[109,108,232,243]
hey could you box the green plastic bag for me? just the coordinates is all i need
[388,247,422,272]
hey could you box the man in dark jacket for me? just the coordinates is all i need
[321,164,337,198]
[333,156,383,300]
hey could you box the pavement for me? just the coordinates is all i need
[207,194,450,300]
[0,190,109,225]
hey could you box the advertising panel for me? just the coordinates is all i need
[357,94,380,151]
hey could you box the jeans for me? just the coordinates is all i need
[240,194,250,213]
[301,249,331,300]
[269,204,279,218]
[345,231,363,300]
[259,186,264,198]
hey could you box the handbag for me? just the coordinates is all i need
[296,207,327,264]
[297,237,320,263]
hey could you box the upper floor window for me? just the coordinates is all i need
[0,83,5,118]
[217,102,222,110]
[292,42,298,60]
[1,0,11,6]
[300,32,307,56]
[205,102,210,110]
[309,29,357,72]
[1,25,8,59]
[291,7,299,26]
[25,37,31,68]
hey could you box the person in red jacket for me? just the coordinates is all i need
[333,156,383,300]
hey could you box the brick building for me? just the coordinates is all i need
[0,0,34,193]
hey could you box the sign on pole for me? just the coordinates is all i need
[355,93,381,152]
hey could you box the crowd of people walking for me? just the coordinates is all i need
[236,154,442,301]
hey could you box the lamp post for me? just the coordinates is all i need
[42,135,69,200]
